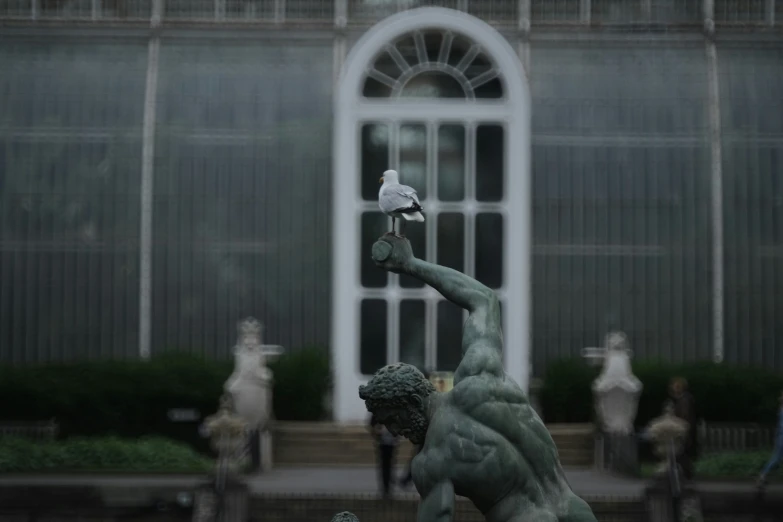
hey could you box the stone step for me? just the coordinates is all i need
[272,422,595,468]
[250,495,645,522]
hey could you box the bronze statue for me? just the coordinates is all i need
[358,234,597,522]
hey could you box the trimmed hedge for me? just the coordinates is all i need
[0,348,331,452]
[540,358,783,427]
[695,450,782,480]
[0,436,213,473]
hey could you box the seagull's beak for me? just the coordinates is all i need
[379,176,384,183]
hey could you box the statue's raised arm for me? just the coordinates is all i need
[371,234,503,380]
[363,233,598,522]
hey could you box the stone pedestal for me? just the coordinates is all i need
[193,480,249,522]
[260,429,273,471]
[645,481,703,522]
[599,432,639,476]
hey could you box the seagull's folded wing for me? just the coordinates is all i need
[381,187,421,213]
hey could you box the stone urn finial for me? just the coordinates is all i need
[202,393,248,474]
[592,331,643,435]
[646,403,690,475]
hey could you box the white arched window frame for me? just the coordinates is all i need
[332,7,531,422]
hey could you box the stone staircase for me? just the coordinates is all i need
[272,422,595,468]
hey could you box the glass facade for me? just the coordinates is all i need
[0,41,146,362]
[720,47,783,368]
[529,44,714,372]
[151,42,333,357]
[1,2,782,375]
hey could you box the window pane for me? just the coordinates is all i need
[399,123,427,200]
[437,213,464,273]
[400,223,426,288]
[401,72,466,99]
[361,300,387,375]
[400,300,426,369]
[361,212,389,288]
[436,300,463,372]
[473,76,504,99]
[438,125,465,201]
[363,76,392,98]
[475,213,503,289]
[362,123,389,200]
[476,124,504,202]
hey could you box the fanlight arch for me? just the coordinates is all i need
[362,29,505,100]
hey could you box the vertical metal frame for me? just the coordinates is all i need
[138,0,162,359]
[706,35,724,363]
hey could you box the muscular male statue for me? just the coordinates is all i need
[359,235,597,522]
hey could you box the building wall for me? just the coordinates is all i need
[529,41,714,371]
[719,46,783,368]
[0,36,334,361]
[150,40,333,357]
[0,2,782,371]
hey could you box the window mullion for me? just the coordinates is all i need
[389,296,400,365]
[429,121,438,203]
[390,121,400,288]
[426,298,437,370]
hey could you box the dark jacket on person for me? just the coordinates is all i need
[672,391,699,458]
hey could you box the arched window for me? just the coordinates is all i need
[332,7,531,422]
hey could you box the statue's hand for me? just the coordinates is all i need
[372,235,415,275]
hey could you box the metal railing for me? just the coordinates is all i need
[698,422,777,454]
[0,0,779,27]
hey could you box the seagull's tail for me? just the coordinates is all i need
[402,212,425,222]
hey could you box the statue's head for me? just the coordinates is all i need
[606,331,628,352]
[359,363,436,444]
[331,512,359,522]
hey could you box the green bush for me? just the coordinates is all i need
[0,349,331,452]
[269,347,332,421]
[540,358,783,426]
[695,451,782,480]
[0,436,213,473]
[538,358,599,423]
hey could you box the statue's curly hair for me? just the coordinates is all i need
[358,363,436,411]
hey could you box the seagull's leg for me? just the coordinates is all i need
[391,217,396,235]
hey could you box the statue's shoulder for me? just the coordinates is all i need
[450,372,515,403]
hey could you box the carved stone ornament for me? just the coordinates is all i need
[224,317,273,431]
[237,317,263,349]
[592,331,643,435]
[203,393,248,458]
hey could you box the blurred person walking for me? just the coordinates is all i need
[370,413,398,498]
[669,377,699,480]
[757,390,783,487]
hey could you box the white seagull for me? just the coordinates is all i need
[378,169,425,237]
